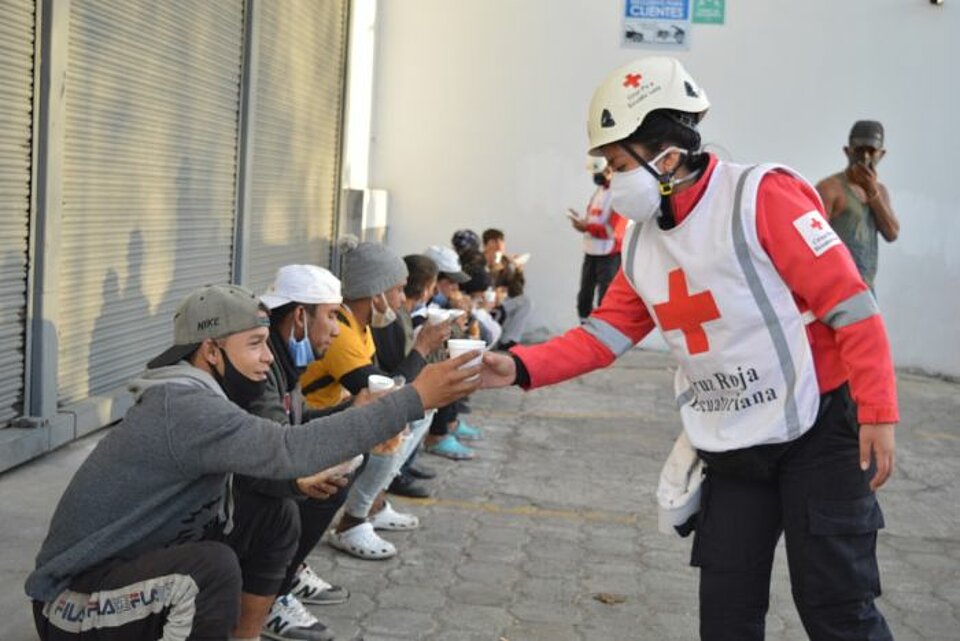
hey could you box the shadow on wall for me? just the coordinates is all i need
[88,231,152,397]
[65,0,243,402]
[86,155,226,399]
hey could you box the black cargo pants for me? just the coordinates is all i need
[692,385,892,641]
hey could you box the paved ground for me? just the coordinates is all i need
[2,349,959,640]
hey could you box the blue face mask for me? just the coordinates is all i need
[287,314,315,368]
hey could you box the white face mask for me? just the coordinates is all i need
[608,146,684,224]
[370,293,398,329]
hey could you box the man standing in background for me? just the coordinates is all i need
[816,121,899,290]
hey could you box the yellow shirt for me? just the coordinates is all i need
[301,306,375,409]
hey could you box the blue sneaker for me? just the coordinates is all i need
[453,419,483,441]
[425,434,475,460]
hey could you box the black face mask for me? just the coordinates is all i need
[213,348,267,410]
[593,172,608,186]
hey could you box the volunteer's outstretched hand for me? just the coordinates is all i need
[481,351,517,389]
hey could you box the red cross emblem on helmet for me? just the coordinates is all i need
[623,73,642,88]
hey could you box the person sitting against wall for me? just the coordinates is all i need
[478,228,534,349]
[491,253,533,350]
[482,228,509,275]
[451,228,482,257]
[374,253,453,498]
[300,237,449,560]
[459,249,503,348]
[421,245,485,460]
[235,264,374,640]
[25,284,478,641]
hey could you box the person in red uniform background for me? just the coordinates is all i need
[569,156,627,321]
[483,57,897,641]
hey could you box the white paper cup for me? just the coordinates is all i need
[426,308,448,325]
[368,374,396,392]
[447,338,486,380]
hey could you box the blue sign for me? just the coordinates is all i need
[622,0,691,50]
[625,0,690,21]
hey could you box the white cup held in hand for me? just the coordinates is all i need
[427,308,448,325]
[447,338,486,381]
[367,374,396,392]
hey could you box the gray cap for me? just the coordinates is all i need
[338,236,409,300]
[147,284,270,369]
[849,120,884,149]
[423,245,470,283]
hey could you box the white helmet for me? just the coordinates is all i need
[587,57,709,155]
[586,156,608,173]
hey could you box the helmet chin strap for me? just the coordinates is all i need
[619,143,683,226]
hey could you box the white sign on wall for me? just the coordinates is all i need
[622,0,691,50]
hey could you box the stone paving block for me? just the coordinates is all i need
[455,560,522,585]
[580,570,643,597]
[447,580,513,607]
[472,524,530,546]
[521,557,579,579]
[501,621,583,641]
[362,607,438,638]
[509,598,584,625]
[523,539,585,563]
[902,610,960,640]
[375,585,447,612]
[581,534,638,559]
[385,562,458,589]
[637,547,689,571]
[422,630,500,641]
[515,576,584,607]
[464,542,527,564]
[434,602,514,633]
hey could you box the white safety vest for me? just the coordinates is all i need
[623,162,821,452]
[583,186,616,256]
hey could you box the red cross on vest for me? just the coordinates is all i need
[810,218,823,230]
[652,269,721,355]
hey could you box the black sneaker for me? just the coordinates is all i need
[387,473,431,498]
[407,463,437,480]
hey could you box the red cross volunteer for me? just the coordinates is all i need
[481,56,898,641]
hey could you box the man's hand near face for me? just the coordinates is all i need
[847,162,880,198]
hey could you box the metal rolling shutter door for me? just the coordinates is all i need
[0,0,35,425]
[246,0,349,292]
[57,0,244,405]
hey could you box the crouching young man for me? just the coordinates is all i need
[25,284,480,641]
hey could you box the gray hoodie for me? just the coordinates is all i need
[25,362,423,602]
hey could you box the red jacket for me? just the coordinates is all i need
[583,185,627,254]
[513,155,898,426]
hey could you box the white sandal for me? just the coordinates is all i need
[327,522,397,559]
[369,501,420,531]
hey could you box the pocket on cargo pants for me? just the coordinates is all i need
[794,493,885,607]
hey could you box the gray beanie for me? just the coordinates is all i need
[339,236,409,300]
